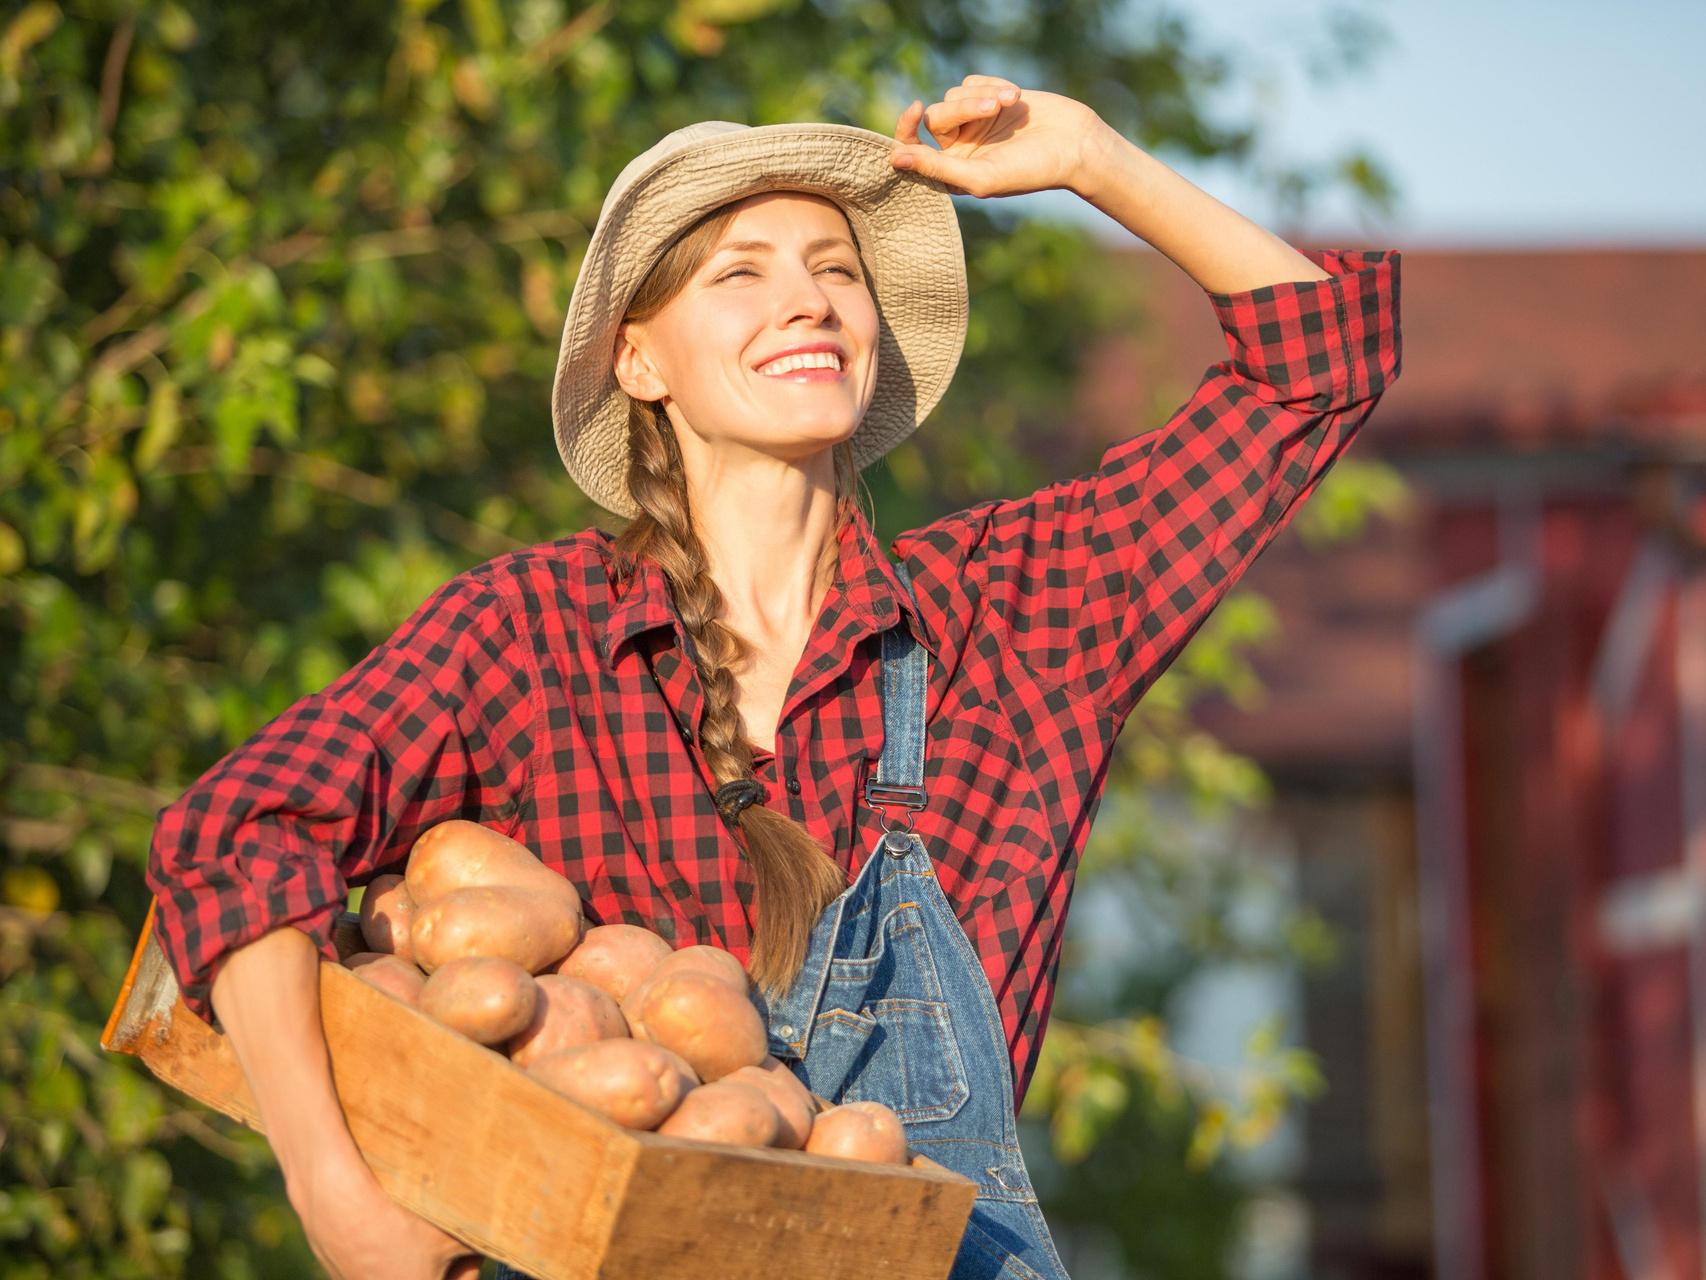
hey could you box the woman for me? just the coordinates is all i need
[147,75,1400,1279]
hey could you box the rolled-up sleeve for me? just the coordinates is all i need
[896,247,1401,724]
[145,571,540,1025]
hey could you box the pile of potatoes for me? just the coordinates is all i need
[343,819,908,1164]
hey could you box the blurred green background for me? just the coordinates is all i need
[0,0,1400,1275]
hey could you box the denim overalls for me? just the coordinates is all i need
[496,562,1070,1280]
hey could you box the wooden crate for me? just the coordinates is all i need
[102,899,977,1279]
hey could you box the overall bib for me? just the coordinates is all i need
[496,561,1070,1280]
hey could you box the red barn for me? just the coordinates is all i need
[1085,245,1706,1279]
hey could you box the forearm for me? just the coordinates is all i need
[1069,124,1330,295]
[209,923,373,1202]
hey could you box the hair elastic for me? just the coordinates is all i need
[714,777,768,822]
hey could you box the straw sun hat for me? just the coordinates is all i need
[550,120,969,520]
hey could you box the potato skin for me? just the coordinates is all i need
[723,1058,817,1149]
[804,1101,909,1163]
[411,884,582,975]
[624,944,749,1020]
[557,923,672,1003]
[656,1081,780,1147]
[527,1039,698,1130]
[654,944,748,990]
[507,974,629,1069]
[627,970,769,1082]
[418,956,539,1045]
[358,874,419,962]
[344,951,427,1007]
[405,819,582,919]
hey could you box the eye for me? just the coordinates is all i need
[716,264,859,282]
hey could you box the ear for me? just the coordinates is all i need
[612,322,668,402]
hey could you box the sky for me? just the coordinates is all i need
[1005,0,1706,248]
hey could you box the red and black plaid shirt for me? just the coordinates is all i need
[148,248,1401,1111]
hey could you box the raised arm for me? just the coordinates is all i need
[888,80,1402,724]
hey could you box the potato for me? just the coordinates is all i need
[804,1101,908,1164]
[624,944,749,1017]
[508,974,629,1069]
[626,970,768,1082]
[656,1081,780,1147]
[653,944,749,990]
[557,923,672,1003]
[722,1058,817,1150]
[419,956,539,1046]
[411,883,582,975]
[343,951,428,1007]
[358,874,419,962]
[405,819,582,920]
[527,1038,698,1130]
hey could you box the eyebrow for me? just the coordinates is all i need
[711,236,858,256]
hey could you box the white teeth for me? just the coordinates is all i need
[757,351,842,376]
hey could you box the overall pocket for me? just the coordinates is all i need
[803,901,971,1123]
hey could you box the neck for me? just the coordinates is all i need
[688,459,841,646]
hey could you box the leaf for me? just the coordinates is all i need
[0,520,24,575]
[680,0,795,23]
[0,240,60,328]
[117,1151,172,1233]
[135,380,183,473]
[212,387,263,475]
[2,866,59,915]
[1185,1101,1228,1171]
[66,833,112,898]
[96,1067,165,1148]
[1244,1013,1282,1061]
[459,0,506,50]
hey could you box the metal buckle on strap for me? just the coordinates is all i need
[865,781,926,851]
[864,782,927,810]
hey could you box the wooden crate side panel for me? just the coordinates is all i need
[608,1140,975,1280]
[315,959,637,1277]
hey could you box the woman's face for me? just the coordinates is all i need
[612,191,880,472]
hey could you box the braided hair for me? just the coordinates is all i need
[609,199,872,1000]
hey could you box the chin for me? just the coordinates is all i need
[768,412,864,455]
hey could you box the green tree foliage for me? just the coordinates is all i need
[0,0,1403,1274]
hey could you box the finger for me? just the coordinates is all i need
[960,74,1022,97]
[921,96,1003,141]
[893,98,924,145]
[951,85,1019,112]
[947,86,1019,112]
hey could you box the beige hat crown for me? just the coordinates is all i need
[550,120,969,519]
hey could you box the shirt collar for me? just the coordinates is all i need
[599,506,936,669]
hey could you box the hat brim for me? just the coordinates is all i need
[551,122,968,521]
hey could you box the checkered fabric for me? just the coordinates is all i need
[147,247,1401,1111]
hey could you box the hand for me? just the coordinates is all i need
[291,1155,483,1280]
[888,75,1111,199]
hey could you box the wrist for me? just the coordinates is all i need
[284,1136,380,1216]
[1068,121,1147,208]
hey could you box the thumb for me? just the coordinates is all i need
[890,145,979,193]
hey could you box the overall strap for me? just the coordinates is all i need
[865,560,930,819]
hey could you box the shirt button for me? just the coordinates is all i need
[786,776,801,795]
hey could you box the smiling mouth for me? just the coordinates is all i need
[755,364,847,383]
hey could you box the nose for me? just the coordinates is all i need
[773,261,837,329]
